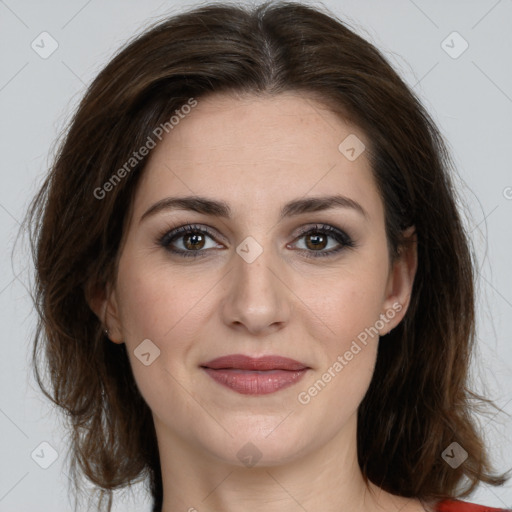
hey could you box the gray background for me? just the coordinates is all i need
[1,0,511,510]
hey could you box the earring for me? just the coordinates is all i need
[104,328,109,338]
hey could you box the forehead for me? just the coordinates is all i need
[132,92,383,223]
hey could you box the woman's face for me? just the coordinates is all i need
[103,92,416,467]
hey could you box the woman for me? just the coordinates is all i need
[25,1,510,511]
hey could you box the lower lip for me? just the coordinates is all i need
[202,368,308,395]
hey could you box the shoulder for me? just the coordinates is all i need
[435,499,511,512]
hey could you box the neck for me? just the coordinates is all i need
[156,414,427,512]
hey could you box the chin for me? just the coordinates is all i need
[196,420,313,468]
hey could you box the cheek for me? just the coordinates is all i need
[300,264,387,401]
[321,286,381,389]
[297,284,381,423]
[314,266,388,344]
[116,252,208,341]
[114,253,218,401]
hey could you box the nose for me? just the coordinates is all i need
[221,244,291,336]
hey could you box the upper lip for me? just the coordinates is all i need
[201,354,309,371]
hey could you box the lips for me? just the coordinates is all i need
[200,354,310,395]
[202,354,308,371]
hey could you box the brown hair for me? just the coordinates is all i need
[24,1,509,511]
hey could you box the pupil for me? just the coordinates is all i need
[186,233,204,250]
[307,233,326,250]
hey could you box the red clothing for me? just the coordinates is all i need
[436,499,510,511]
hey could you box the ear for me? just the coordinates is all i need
[85,279,124,344]
[380,226,417,335]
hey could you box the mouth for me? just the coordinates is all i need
[200,354,310,395]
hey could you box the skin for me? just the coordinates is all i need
[91,92,429,512]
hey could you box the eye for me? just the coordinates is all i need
[158,223,355,258]
[289,224,355,258]
[158,224,220,257]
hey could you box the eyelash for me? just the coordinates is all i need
[157,223,356,259]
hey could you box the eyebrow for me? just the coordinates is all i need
[139,194,368,224]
